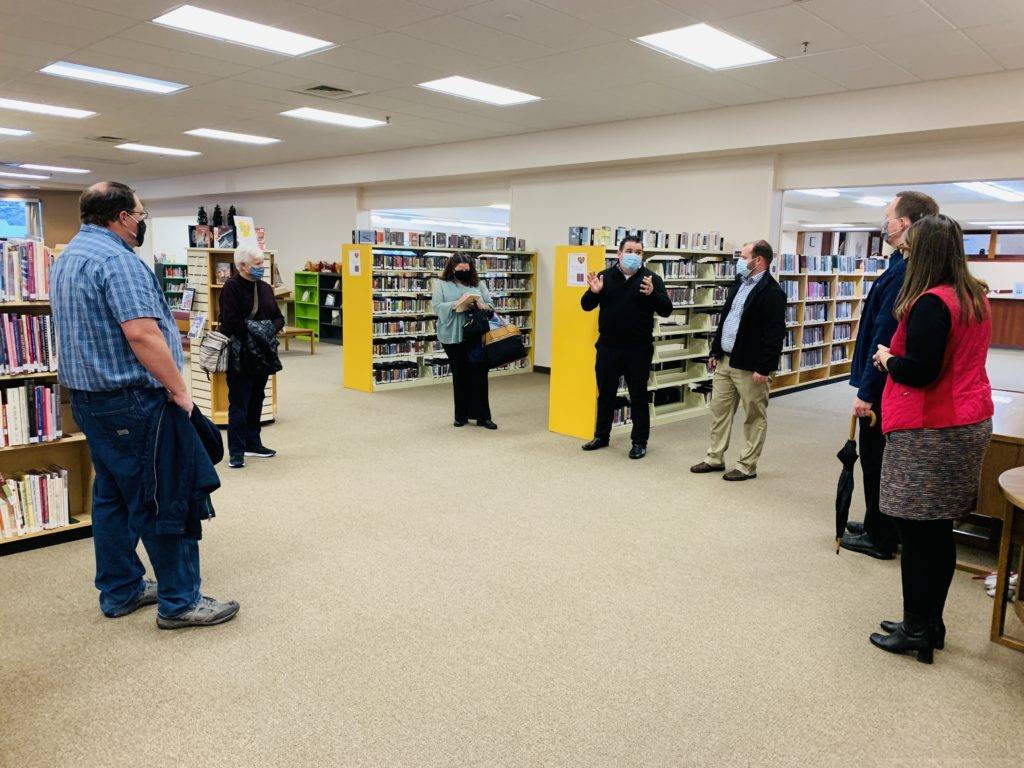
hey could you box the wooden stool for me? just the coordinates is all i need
[278,326,316,355]
[991,466,1024,651]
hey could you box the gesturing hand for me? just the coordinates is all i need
[640,275,654,295]
[586,272,604,294]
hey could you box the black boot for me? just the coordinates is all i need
[870,617,934,664]
[879,618,945,650]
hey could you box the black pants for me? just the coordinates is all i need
[595,344,653,444]
[442,342,490,422]
[226,370,269,459]
[860,400,898,553]
[891,517,956,623]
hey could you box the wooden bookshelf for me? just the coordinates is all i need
[0,301,94,549]
[186,248,277,426]
[342,244,536,392]
[318,271,343,345]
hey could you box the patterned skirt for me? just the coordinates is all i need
[880,419,992,521]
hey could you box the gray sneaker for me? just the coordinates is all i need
[157,595,240,630]
[105,578,158,618]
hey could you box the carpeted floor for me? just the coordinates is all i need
[2,346,1023,768]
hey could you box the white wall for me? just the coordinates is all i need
[511,155,777,366]
[144,188,358,279]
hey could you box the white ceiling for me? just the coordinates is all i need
[0,0,1021,186]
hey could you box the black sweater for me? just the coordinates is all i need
[580,265,672,347]
[710,272,787,376]
[218,274,285,338]
[886,294,950,387]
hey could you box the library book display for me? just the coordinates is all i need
[186,248,278,425]
[341,244,536,392]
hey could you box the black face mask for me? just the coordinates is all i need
[455,270,472,283]
[134,218,146,247]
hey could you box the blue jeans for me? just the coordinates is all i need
[71,387,201,618]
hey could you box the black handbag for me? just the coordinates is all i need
[462,307,491,345]
[482,317,528,369]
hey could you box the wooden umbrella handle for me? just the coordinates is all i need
[849,412,878,439]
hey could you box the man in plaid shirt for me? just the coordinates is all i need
[50,181,238,629]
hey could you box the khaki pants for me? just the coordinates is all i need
[705,354,770,475]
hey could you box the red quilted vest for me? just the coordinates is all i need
[882,285,993,434]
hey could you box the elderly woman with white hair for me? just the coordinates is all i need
[218,245,284,468]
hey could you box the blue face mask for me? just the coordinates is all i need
[249,266,265,280]
[735,258,751,279]
[621,253,642,273]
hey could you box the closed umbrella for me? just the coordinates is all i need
[835,412,877,553]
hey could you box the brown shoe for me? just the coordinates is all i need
[723,469,756,481]
[690,461,725,473]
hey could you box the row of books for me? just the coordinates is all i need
[373,299,431,315]
[372,320,435,337]
[831,346,850,364]
[836,302,854,320]
[426,358,450,378]
[801,348,825,369]
[323,294,339,307]
[372,361,420,384]
[188,225,238,250]
[0,466,71,539]
[569,226,726,252]
[494,297,529,311]
[0,383,63,446]
[373,340,425,356]
[485,277,531,291]
[779,352,794,373]
[836,281,857,298]
[833,323,853,342]
[667,287,695,306]
[807,281,831,299]
[777,254,885,274]
[355,230,528,252]
[372,276,432,292]
[1,239,53,302]
[805,304,828,322]
[781,281,800,301]
[0,313,58,374]
[803,327,825,346]
[661,261,697,279]
[783,330,796,349]
[785,306,798,324]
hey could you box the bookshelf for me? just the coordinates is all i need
[293,271,320,340]
[0,301,94,549]
[186,248,278,426]
[319,272,343,345]
[549,245,732,439]
[341,244,536,392]
[155,261,188,310]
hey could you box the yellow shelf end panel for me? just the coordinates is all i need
[548,245,607,439]
[342,244,374,392]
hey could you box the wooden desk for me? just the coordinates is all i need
[279,326,316,355]
[957,390,1024,555]
[991,467,1024,651]
[990,298,1024,349]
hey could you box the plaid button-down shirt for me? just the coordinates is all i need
[721,269,765,355]
[51,224,184,391]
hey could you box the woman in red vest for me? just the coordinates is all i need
[870,213,993,664]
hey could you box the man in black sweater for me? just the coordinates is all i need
[690,240,786,480]
[580,235,672,459]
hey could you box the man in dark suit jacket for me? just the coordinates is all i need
[690,240,786,481]
[842,190,939,559]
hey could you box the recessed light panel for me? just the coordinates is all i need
[634,23,777,71]
[417,76,540,106]
[115,143,201,157]
[40,62,187,94]
[0,127,31,137]
[792,188,841,198]
[0,170,49,179]
[185,128,280,145]
[955,181,1024,202]
[0,97,95,119]
[280,107,386,128]
[153,5,333,56]
[19,163,90,174]
[855,196,889,207]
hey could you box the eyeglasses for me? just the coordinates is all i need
[127,209,149,221]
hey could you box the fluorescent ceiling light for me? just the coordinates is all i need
[280,107,386,128]
[417,76,540,106]
[488,204,510,210]
[855,196,888,207]
[19,163,90,174]
[152,5,333,56]
[40,61,187,94]
[792,188,841,198]
[115,143,201,157]
[0,127,31,137]
[0,170,49,179]
[967,220,1024,226]
[185,128,280,145]
[955,181,1024,202]
[634,23,777,70]
[0,97,95,119]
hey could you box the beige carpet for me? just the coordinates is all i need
[2,346,1023,768]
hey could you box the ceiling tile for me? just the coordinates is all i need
[534,0,697,37]
[305,0,445,28]
[713,5,857,58]
[344,31,502,73]
[962,20,1024,50]
[726,60,844,98]
[308,45,448,85]
[798,0,929,28]
[791,45,918,90]
[126,23,291,68]
[263,58,403,93]
[464,64,582,97]
[985,44,1024,71]
[614,81,719,113]
[218,2,385,44]
[407,0,492,10]
[517,41,704,90]
[396,15,558,63]
[65,0,187,21]
[5,0,139,33]
[455,0,620,52]
[799,4,953,45]
[659,70,774,106]
[926,0,1024,28]
[657,0,792,22]
[84,36,254,79]
[872,32,1004,81]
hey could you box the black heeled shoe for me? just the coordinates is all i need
[879,619,945,650]
[453,419,468,427]
[870,621,934,664]
[476,419,498,430]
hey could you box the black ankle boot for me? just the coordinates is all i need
[870,619,934,664]
[879,618,945,650]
